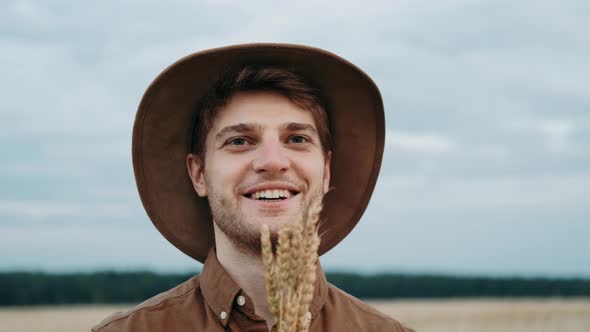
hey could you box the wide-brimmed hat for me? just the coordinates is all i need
[132,43,384,263]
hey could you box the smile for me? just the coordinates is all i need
[243,189,300,201]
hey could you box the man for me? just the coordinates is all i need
[93,44,415,331]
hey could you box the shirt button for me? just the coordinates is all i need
[236,295,246,306]
[220,311,228,320]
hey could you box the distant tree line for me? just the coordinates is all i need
[1,271,589,306]
[328,273,590,299]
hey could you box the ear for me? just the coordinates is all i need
[323,151,332,194]
[186,153,208,197]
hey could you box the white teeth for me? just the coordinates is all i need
[250,189,294,199]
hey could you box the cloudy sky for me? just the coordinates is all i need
[1,0,588,277]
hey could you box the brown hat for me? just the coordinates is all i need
[132,43,384,263]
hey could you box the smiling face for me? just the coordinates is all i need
[186,91,331,254]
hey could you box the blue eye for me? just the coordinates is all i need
[230,138,247,145]
[289,135,308,144]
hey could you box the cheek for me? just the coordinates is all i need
[300,157,327,183]
[206,157,250,188]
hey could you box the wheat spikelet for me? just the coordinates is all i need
[304,197,322,240]
[297,233,319,332]
[276,224,291,324]
[290,223,304,288]
[297,198,322,331]
[289,222,304,330]
[282,288,299,332]
[277,225,292,289]
[261,197,323,332]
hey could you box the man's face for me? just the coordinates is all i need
[187,91,331,254]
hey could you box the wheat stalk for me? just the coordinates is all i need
[261,198,322,332]
[297,198,321,332]
[261,225,280,321]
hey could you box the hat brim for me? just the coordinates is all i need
[132,43,384,263]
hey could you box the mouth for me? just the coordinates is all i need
[242,189,301,201]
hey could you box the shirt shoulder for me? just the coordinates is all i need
[324,283,416,332]
[91,275,205,332]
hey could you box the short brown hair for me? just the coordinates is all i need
[190,65,333,159]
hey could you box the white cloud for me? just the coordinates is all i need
[371,173,590,213]
[386,129,454,153]
[41,139,130,160]
[11,0,47,20]
[539,119,575,151]
[503,116,579,153]
[0,200,141,220]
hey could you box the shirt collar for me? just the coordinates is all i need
[200,247,329,327]
[200,248,242,327]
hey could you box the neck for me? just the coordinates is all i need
[213,224,274,330]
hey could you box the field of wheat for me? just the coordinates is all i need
[0,298,588,332]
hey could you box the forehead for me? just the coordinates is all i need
[209,91,316,133]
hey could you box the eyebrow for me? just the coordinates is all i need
[215,123,262,142]
[281,122,319,136]
[216,122,318,140]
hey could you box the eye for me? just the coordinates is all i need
[227,137,249,146]
[288,135,309,144]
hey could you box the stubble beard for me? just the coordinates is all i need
[206,179,325,257]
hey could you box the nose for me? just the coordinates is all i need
[252,140,291,174]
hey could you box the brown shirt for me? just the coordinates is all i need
[92,249,415,332]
